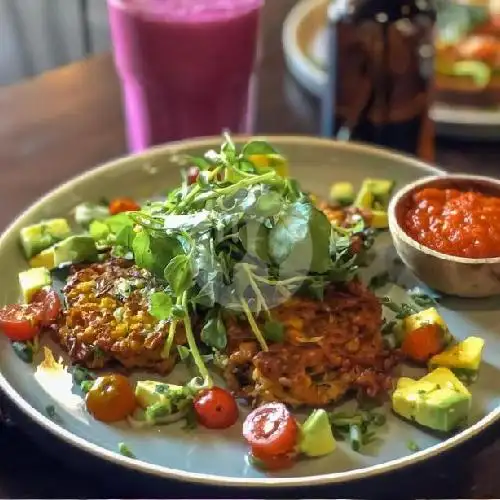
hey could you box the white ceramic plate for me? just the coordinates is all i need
[0,136,499,488]
[282,0,500,141]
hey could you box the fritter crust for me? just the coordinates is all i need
[56,258,185,372]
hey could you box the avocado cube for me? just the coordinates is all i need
[354,178,395,210]
[29,236,98,270]
[370,210,389,229]
[18,267,51,303]
[402,307,453,346]
[392,367,471,432]
[429,337,485,383]
[299,409,336,457]
[329,182,355,207]
[20,219,71,259]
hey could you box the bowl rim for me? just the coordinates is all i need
[388,173,500,265]
[5,135,498,488]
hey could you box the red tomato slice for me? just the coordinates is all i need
[193,387,239,429]
[250,448,296,471]
[31,289,62,326]
[243,402,299,457]
[187,166,200,185]
[0,304,40,341]
[109,198,140,215]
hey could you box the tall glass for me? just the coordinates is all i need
[107,0,264,152]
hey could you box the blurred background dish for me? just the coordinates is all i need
[283,0,500,140]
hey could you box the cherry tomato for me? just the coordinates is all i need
[187,166,200,185]
[193,387,239,429]
[250,448,295,471]
[0,304,40,341]
[31,289,61,326]
[243,402,299,457]
[109,198,140,215]
[86,374,136,423]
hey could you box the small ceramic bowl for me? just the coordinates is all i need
[388,174,500,298]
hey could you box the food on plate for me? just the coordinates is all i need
[299,409,336,457]
[400,307,453,363]
[435,2,500,107]
[29,235,98,269]
[19,267,52,302]
[224,281,399,406]
[0,134,486,471]
[57,258,186,372]
[402,187,500,259]
[86,374,137,423]
[20,218,72,259]
[392,367,471,432]
[429,336,485,383]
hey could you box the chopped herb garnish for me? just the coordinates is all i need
[80,380,94,393]
[45,404,62,423]
[12,341,34,364]
[407,440,420,452]
[118,442,136,458]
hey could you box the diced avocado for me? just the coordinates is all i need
[299,409,336,457]
[18,267,51,302]
[402,307,453,347]
[74,202,110,228]
[20,219,72,259]
[429,337,485,383]
[330,182,355,207]
[371,210,389,229]
[29,235,98,270]
[392,367,471,432]
[354,178,395,210]
[135,381,184,409]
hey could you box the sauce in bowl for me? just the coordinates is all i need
[403,187,500,259]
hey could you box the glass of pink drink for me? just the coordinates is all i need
[107,0,264,152]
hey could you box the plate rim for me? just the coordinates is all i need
[282,0,500,129]
[2,135,497,488]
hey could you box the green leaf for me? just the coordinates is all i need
[263,320,285,343]
[201,312,227,350]
[269,200,311,265]
[239,221,270,262]
[164,255,193,297]
[132,231,154,270]
[107,213,134,234]
[115,225,136,248]
[118,442,136,459]
[186,155,213,171]
[242,140,277,157]
[255,192,283,218]
[149,292,173,321]
[89,220,110,242]
[177,345,191,361]
[308,206,333,273]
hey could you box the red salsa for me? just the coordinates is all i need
[403,187,500,259]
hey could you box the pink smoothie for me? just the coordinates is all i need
[107,0,264,152]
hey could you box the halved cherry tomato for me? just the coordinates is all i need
[187,166,200,185]
[250,448,296,471]
[109,197,140,215]
[193,387,239,429]
[243,402,299,457]
[0,304,40,341]
[86,374,136,423]
[31,289,61,326]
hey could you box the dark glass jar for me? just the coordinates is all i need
[321,0,436,160]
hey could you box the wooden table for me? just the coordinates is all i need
[0,1,499,498]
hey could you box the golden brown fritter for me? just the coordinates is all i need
[223,281,399,407]
[56,258,185,372]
